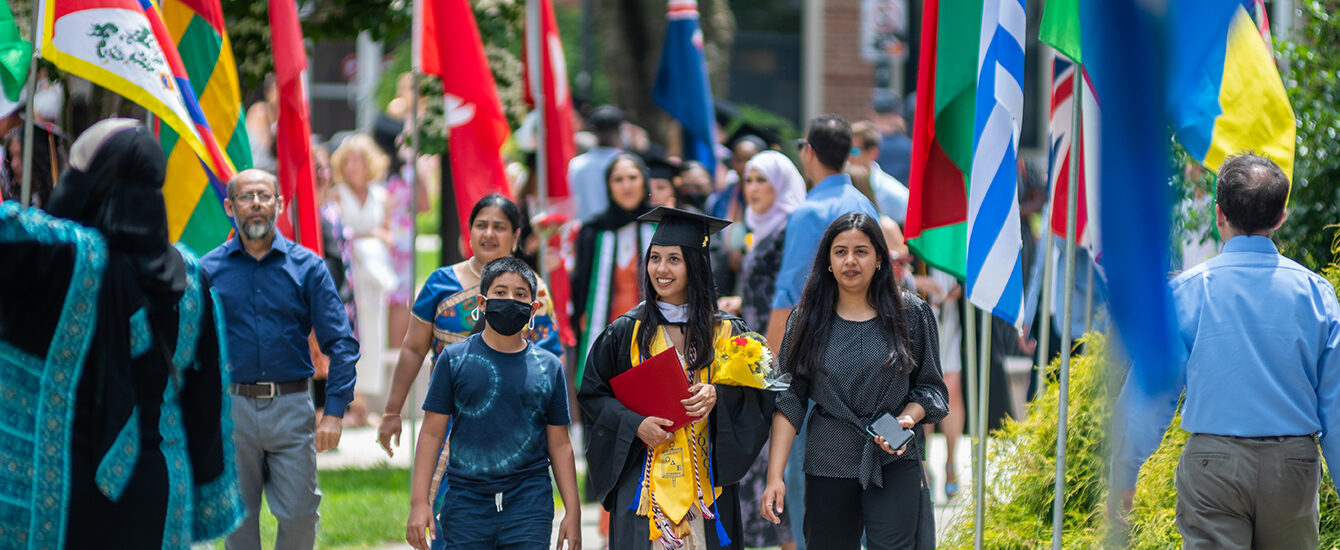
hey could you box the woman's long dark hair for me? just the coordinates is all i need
[783,212,913,380]
[636,246,718,372]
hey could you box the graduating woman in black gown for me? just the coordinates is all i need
[578,207,773,549]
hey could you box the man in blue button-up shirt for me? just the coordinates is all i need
[1111,154,1340,549]
[201,169,359,550]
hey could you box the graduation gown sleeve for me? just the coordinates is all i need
[576,312,646,510]
[708,317,775,487]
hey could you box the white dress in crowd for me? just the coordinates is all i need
[336,182,398,396]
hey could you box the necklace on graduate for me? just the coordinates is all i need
[466,258,482,278]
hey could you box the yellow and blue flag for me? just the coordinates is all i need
[1170,2,1294,184]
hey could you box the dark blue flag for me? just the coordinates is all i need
[653,0,717,170]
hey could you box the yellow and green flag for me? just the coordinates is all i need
[159,0,251,253]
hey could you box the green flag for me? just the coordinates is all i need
[1040,0,1082,63]
[0,2,31,105]
[904,0,982,281]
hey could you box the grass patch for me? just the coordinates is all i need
[205,466,410,550]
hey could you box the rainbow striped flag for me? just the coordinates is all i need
[38,0,239,252]
[159,0,250,253]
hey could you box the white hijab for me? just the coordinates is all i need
[743,150,807,241]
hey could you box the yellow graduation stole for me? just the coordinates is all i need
[628,320,733,546]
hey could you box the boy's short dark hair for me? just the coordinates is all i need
[806,114,853,172]
[480,257,538,299]
[1216,152,1289,235]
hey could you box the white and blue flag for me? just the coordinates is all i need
[966,0,1027,325]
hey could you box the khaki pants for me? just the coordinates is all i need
[1175,433,1320,550]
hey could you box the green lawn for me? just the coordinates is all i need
[207,466,410,549]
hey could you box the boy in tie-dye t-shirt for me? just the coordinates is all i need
[407,258,580,550]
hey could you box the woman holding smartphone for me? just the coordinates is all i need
[759,212,948,548]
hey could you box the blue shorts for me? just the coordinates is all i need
[436,474,554,549]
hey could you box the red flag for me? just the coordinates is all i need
[269,0,321,253]
[522,0,577,346]
[420,0,511,240]
[522,0,575,202]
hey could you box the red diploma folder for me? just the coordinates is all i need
[609,348,694,433]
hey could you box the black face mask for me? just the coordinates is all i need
[484,298,533,336]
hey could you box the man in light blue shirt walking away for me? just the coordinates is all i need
[1110,153,1340,549]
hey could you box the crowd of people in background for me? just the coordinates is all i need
[2,68,1220,550]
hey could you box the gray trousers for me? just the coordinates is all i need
[1175,433,1320,550]
[225,391,321,550]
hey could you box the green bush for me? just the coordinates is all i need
[942,332,1340,549]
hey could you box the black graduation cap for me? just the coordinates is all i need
[644,156,682,181]
[726,122,783,150]
[715,100,740,128]
[638,206,731,250]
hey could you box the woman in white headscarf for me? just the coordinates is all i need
[734,149,807,549]
[738,150,807,332]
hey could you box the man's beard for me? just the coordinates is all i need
[242,217,274,240]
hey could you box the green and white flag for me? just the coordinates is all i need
[0,2,31,116]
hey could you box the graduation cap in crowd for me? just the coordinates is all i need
[644,156,682,181]
[639,206,731,250]
[715,100,740,129]
[726,122,783,151]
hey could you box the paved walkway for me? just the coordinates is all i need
[334,420,973,550]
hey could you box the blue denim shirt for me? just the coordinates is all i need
[770,173,879,310]
[1111,236,1340,489]
[201,232,359,416]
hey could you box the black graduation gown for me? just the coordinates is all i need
[577,304,774,548]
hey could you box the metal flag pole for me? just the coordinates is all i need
[19,1,41,208]
[1084,257,1095,334]
[1037,205,1055,393]
[406,67,421,465]
[526,0,548,232]
[1051,59,1083,550]
[974,308,992,550]
[964,302,981,550]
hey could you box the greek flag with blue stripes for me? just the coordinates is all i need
[967,0,1026,324]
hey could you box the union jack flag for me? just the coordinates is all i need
[1047,53,1101,260]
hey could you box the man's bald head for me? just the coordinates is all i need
[228,168,279,199]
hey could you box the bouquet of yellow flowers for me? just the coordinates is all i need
[712,332,773,389]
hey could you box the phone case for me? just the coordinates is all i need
[867,413,914,450]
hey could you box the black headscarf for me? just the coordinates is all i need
[46,118,185,464]
[589,152,652,230]
[47,118,185,296]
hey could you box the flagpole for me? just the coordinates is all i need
[1051,59,1083,550]
[964,302,981,550]
[975,308,992,550]
[1083,258,1094,334]
[1037,207,1054,393]
[525,0,548,271]
[19,0,40,208]
[405,67,421,468]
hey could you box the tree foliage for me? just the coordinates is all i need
[1276,1,1340,269]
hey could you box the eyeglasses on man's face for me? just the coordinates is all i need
[233,192,277,206]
